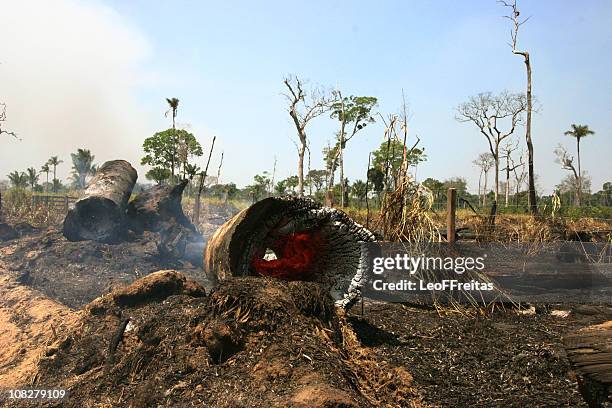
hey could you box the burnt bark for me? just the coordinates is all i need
[127,180,204,266]
[127,180,194,234]
[63,160,137,243]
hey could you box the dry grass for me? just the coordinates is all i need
[0,189,66,227]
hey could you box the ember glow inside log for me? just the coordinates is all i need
[204,197,377,308]
[63,160,137,243]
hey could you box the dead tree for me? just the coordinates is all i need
[500,140,521,207]
[500,0,538,215]
[472,152,495,206]
[511,152,527,206]
[283,76,329,197]
[554,145,580,206]
[456,91,526,210]
[193,136,216,225]
[0,103,17,139]
[63,160,137,242]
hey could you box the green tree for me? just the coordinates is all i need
[274,179,288,195]
[372,140,427,189]
[564,124,595,206]
[142,129,202,183]
[327,93,377,206]
[351,180,367,208]
[8,171,28,189]
[47,156,63,193]
[70,148,96,189]
[422,177,445,206]
[145,168,172,185]
[306,169,327,195]
[25,167,39,190]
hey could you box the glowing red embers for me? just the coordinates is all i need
[251,231,322,280]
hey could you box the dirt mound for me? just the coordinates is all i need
[1,228,208,308]
[11,271,423,407]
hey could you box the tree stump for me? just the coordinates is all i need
[63,160,137,243]
[564,321,612,407]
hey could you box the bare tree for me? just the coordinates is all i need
[283,76,330,196]
[500,0,537,215]
[194,136,216,224]
[554,144,581,206]
[472,152,495,206]
[456,91,526,206]
[500,140,522,207]
[0,103,17,139]
[511,151,527,205]
[216,151,224,184]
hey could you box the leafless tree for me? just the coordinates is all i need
[554,144,581,206]
[472,152,495,206]
[510,151,527,205]
[283,76,330,196]
[0,103,17,139]
[457,91,526,206]
[500,0,537,215]
[194,136,216,224]
[500,140,522,207]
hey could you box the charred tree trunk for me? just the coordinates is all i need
[127,180,204,267]
[204,196,377,309]
[127,180,194,234]
[63,160,137,243]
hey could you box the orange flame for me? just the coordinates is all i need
[251,232,322,280]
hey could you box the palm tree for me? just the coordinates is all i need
[70,148,95,189]
[25,167,39,190]
[40,163,50,193]
[47,156,63,193]
[165,97,180,179]
[564,124,595,206]
[7,171,28,189]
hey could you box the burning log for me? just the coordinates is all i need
[204,196,377,309]
[127,180,204,266]
[63,160,137,243]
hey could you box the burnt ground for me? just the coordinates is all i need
[0,201,238,309]
[348,301,611,407]
[0,228,207,309]
[0,201,609,406]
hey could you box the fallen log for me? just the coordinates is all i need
[127,179,195,234]
[204,196,377,309]
[564,321,612,407]
[127,180,204,266]
[63,160,137,243]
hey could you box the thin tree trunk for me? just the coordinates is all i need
[523,53,538,215]
[505,156,510,207]
[483,171,488,207]
[494,146,500,205]
[297,141,305,196]
[478,170,482,206]
[576,138,582,206]
[194,136,216,225]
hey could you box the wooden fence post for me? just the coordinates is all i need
[64,195,69,213]
[447,188,456,244]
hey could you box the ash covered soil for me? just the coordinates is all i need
[348,302,611,407]
[0,202,238,308]
[0,202,610,407]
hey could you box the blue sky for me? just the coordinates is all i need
[1,0,610,193]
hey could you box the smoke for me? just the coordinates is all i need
[0,0,152,182]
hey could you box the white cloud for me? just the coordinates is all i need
[0,0,152,181]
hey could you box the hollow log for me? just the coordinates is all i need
[204,196,377,309]
[63,160,137,243]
